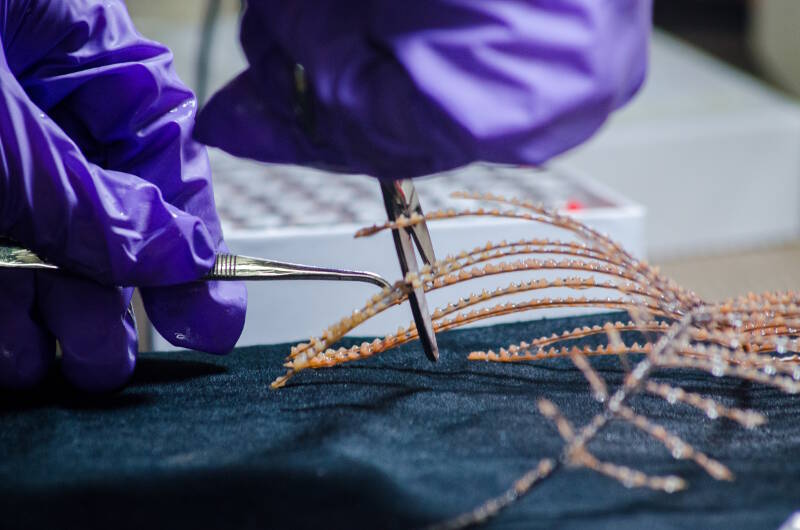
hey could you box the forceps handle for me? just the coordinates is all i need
[0,243,392,291]
[206,254,392,290]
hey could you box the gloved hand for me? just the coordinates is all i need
[0,0,246,392]
[195,0,652,179]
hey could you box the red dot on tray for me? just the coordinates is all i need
[565,200,584,211]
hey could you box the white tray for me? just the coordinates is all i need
[150,152,645,349]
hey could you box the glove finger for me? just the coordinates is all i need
[36,274,138,393]
[141,279,246,355]
[0,52,217,287]
[195,68,312,166]
[0,270,55,389]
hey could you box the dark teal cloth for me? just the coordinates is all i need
[2,313,800,529]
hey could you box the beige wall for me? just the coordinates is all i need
[750,0,800,97]
[124,0,246,95]
[125,0,239,22]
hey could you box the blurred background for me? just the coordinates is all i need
[125,0,800,304]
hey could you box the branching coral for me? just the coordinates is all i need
[269,191,800,528]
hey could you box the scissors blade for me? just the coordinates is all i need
[380,180,439,362]
[398,180,437,265]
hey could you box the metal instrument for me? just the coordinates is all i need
[380,179,439,362]
[0,180,440,362]
[0,240,391,290]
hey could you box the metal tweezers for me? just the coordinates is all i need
[0,180,440,362]
[0,240,392,289]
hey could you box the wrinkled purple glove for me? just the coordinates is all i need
[195,0,652,178]
[0,0,246,392]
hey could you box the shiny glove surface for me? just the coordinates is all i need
[195,0,652,179]
[0,0,246,392]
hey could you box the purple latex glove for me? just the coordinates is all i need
[195,0,652,178]
[0,0,246,392]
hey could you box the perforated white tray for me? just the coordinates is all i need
[150,151,646,349]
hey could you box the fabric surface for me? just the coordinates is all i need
[2,313,799,529]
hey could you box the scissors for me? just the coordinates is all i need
[380,180,439,362]
[0,180,440,362]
